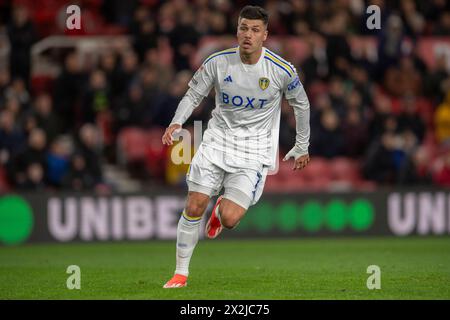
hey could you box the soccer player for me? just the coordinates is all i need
[162,5,311,288]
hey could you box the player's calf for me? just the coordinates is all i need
[219,197,247,229]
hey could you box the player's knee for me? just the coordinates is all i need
[221,214,241,229]
[185,199,208,217]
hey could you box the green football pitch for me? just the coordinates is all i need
[1,237,449,299]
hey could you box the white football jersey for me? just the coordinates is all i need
[187,46,305,170]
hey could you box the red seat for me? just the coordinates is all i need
[145,128,167,179]
[330,157,361,183]
[309,177,332,191]
[300,157,331,182]
[118,127,148,163]
[264,174,284,192]
[277,158,295,180]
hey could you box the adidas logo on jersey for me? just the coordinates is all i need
[224,75,233,82]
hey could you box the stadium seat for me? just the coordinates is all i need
[277,157,296,180]
[300,157,331,182]
[145,128,167,179]
[309,177,332,191]
[117,127,149,164]
[329,157,361,183]
[265,173,308,192]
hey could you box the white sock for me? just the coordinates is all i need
[175,211,201,277]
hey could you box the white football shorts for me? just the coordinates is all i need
[186,143,268,210]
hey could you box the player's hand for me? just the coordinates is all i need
[162,123,182,146]
[283,148,310,171]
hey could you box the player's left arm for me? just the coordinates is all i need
[282,69,311,171]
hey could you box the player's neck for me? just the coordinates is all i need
[239,47,263,65]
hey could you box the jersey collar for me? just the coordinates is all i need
[237,46,266,68]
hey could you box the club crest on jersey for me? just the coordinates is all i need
[259,77,270,90]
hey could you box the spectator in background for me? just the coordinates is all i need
[397,95,426,143]
[101,0,139,28]
[377,14,404,81]
[342,108,368,158]
[99,52,120,98]
[310,108,345,158]
[300,34,328,86]
[383,56,422,97]
[4,78,30,109]
[194,6,212,36]
[363,132,397,183]
[114,50,139,99]
[135,66,161,126]
[328,76,347,119]
[400,0,426,37]
[309,93,332,134]
[399,56,422,95]
[143,48,174,91]
[133,17,158,63]
[62,153,97,190]
[368,95,394,140]
[433,11,450,35]
[76,124,103,186]
[82,70,110,124]
[348,64,373,108]
[114,84,144,131]
[322,11,352,79]
[345,89,365,118]
[394,130,420,178]
[22,112,38,137]
[3,97,22,120]
[10,128,47,187]
[285,0,312,35]
[0,69,10,104]
[153,71,192,127]
[398,146,433,185]
[0,109,25,165]
[422,0,450,31]
[46,137,71,187]
[7,5,36,83]
[129,5,151,36]
[425,53,449,105]
[19,162,46,191]
[168,8,200,71]
[31,93,62,144]
[208,11,228,35]
[365,128,419,184]
[53,52,85,132]
[434,91,450,145]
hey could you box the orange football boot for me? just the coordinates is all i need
[163,274,188,288]
[205,196,223,239]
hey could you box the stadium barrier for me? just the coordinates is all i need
[1,189,449,245]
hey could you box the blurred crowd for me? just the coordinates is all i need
[1,0,450,192]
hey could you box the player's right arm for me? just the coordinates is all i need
[162,60,216,146]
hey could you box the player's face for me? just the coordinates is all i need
[237,18,268,55]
